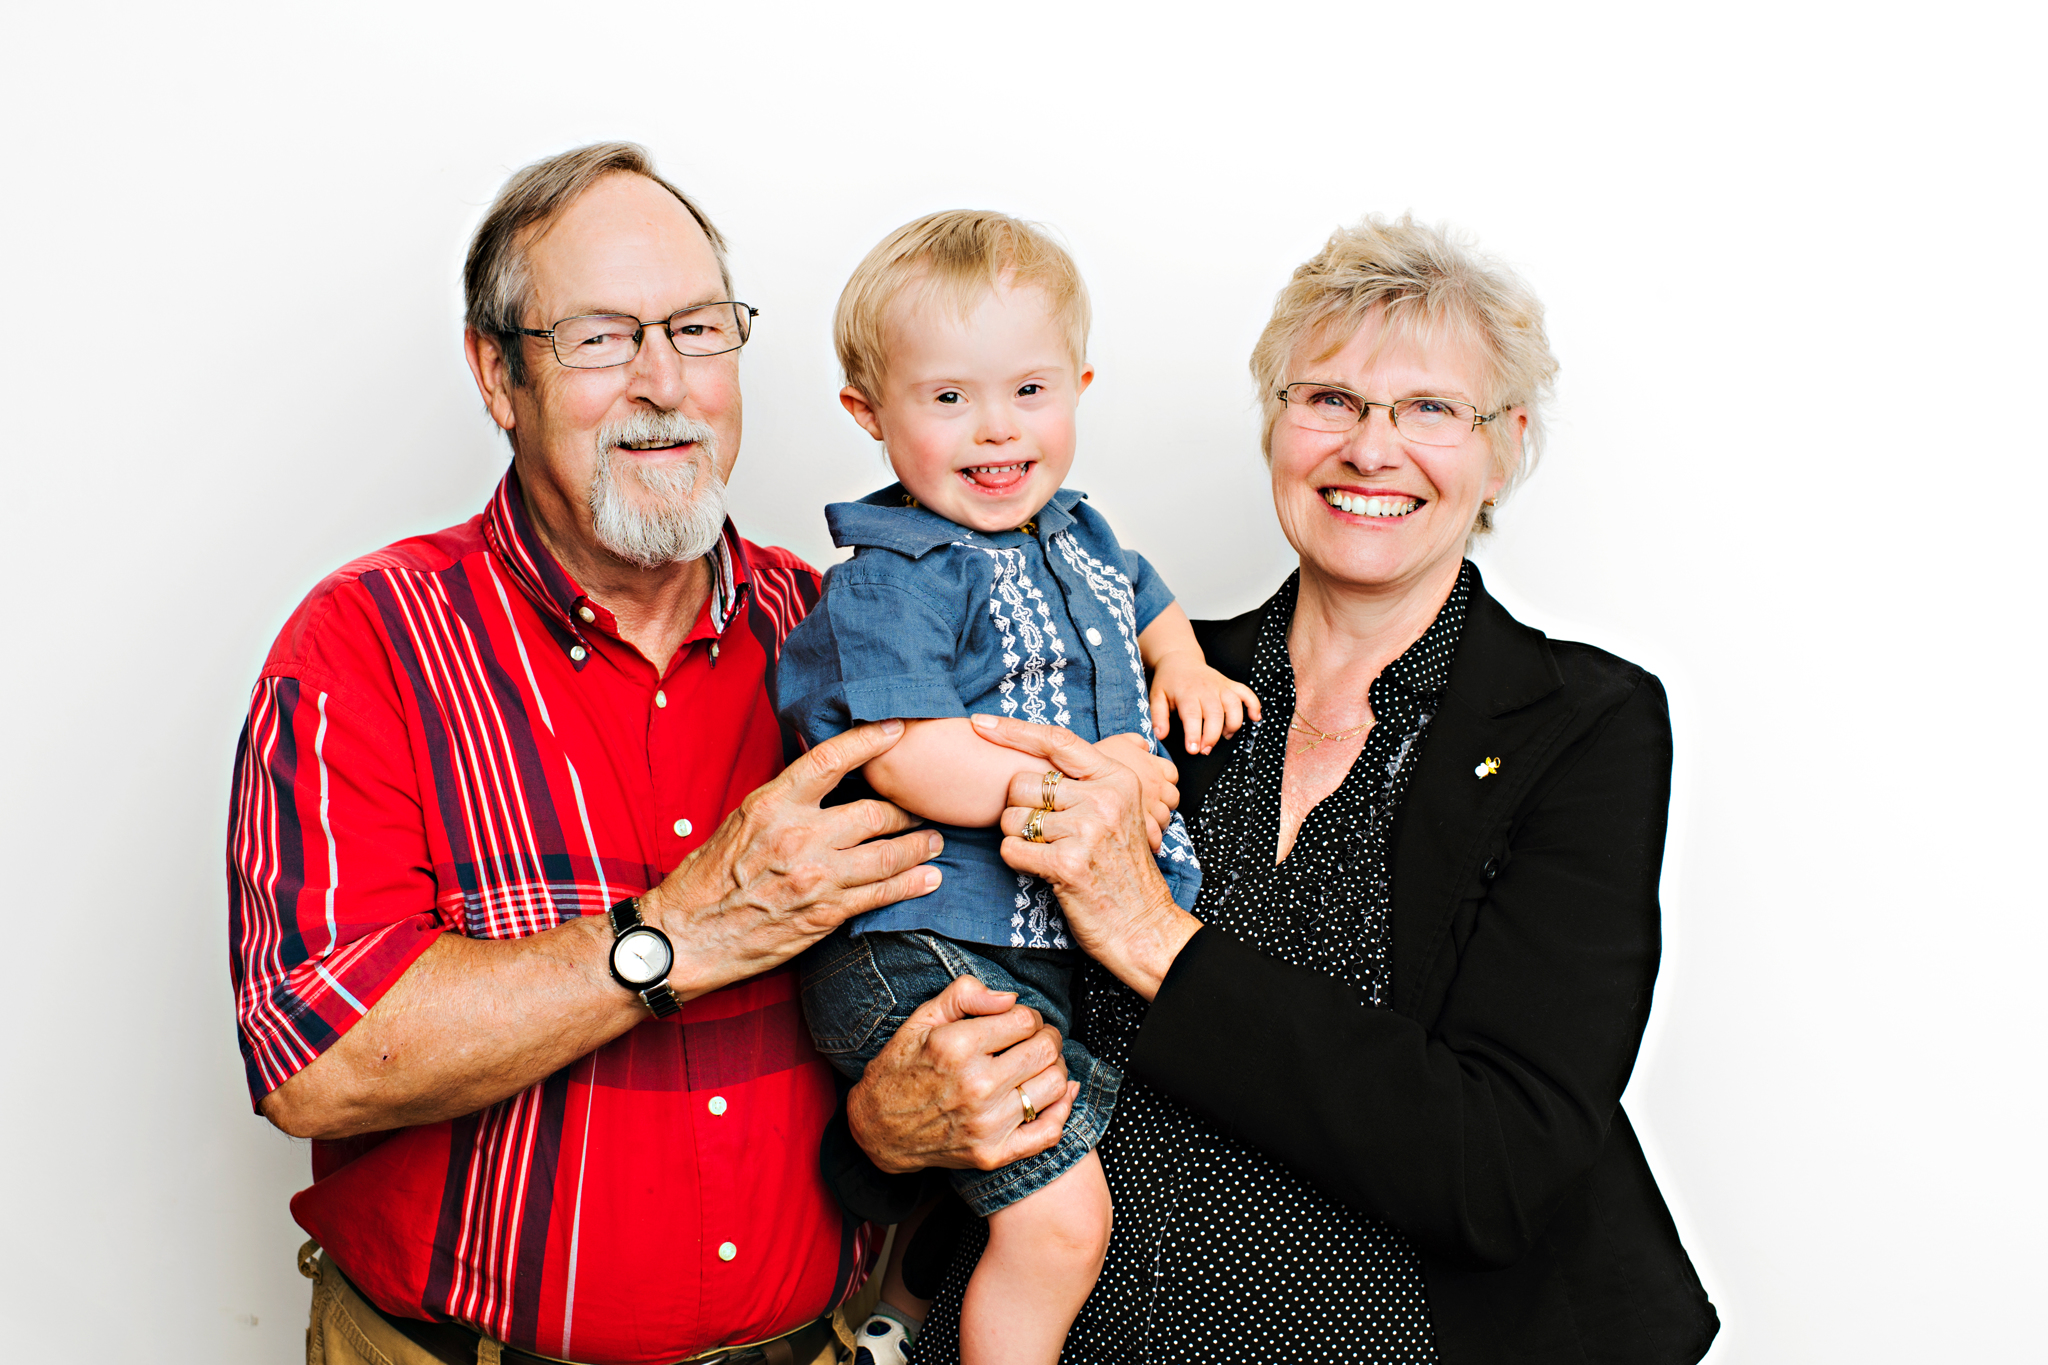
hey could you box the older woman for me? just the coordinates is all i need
[855,216,1719,1363]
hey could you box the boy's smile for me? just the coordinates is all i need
[840,282,1092,533]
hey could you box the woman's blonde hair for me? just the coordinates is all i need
[835,210,1090,402]
[1250,215,1557,535]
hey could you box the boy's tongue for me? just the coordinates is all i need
[961,461,1031,491]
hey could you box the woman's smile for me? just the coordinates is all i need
[1320,487,1426,519]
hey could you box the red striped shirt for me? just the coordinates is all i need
[228,472,875,1364]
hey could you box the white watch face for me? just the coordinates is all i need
[615,927,672,986]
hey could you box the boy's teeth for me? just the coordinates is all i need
[1323,490,1422,518]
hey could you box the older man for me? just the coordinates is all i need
[229,143,1071,1365]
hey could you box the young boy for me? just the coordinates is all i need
[777,211,1258,1365]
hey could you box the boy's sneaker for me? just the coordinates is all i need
[853,1312,912,1365]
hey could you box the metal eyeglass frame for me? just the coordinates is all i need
[512,302,760,368]
[1276,382,1499,444]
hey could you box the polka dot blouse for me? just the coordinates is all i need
[910,564,1474,1363]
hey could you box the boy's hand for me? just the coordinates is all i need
[1149,653,1262,755]
[1092,732,1177,852]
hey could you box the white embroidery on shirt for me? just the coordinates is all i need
[1050,532,1200,874]
[963,543,1071,730]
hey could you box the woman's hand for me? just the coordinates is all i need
[972,713,1203,1001]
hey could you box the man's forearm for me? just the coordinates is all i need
[260,913,643,1140]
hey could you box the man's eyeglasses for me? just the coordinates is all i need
[513,302,759,369]
[1276,383,1498,447]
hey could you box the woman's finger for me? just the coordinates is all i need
[1004,766,1078,814]
[1000,805,1056,842]
[970,714,1120,780]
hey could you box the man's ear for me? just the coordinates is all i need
[839,386,887,442]
[465,327,519,433]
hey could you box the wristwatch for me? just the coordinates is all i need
[606,896,682,1018]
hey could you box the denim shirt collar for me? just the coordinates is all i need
[825,483,1089,558]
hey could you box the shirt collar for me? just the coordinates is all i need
[824,482,1089,558]
[1378,559,1475,700]
[482,470,751,663]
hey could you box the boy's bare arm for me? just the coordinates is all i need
[865,718,1052,827]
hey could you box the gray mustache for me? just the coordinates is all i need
[596,410,718,457]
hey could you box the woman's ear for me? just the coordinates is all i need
[840,386,887,442]
[1490,407,1531,498]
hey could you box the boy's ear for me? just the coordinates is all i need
[1077,362,1095,397]
[839,386,887,442]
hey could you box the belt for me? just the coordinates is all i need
[329,1258,842,1365]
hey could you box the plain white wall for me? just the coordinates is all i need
[2,1,2040,1360]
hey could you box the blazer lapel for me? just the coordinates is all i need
[1390,574,1571,1019]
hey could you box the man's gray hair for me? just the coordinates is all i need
[464,142,732,388]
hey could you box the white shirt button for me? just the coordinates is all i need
[569,645,587,662]
[674,818,693,838]
[655,690,668,708]
[577,606,596,624]
[1085,627,1103,647]
[708,1095,728,1116]
[717,1242,737,1262]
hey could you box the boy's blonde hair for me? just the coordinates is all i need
[835,210,1091,402]
[1250,214,1557,536]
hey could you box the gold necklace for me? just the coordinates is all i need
[1288,708,1372,754]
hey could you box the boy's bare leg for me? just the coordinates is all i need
[959,1151,1112,1365]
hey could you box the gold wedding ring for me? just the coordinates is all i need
[1038,768,1062,811]
[1022,808,1048,843]
[1018,1086,1039,1125]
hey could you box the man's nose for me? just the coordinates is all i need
[626,327,690,407]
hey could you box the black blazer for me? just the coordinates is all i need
[1137,570,1719,1364]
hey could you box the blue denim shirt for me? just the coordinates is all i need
[777,483,1202,948]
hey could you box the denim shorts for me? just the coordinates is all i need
[799,927,1120,1217]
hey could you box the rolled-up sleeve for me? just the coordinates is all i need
[776,558,972,746]
[227,659,444,1108]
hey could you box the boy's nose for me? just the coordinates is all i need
[977,407,1020,443]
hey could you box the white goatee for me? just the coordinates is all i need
[587,410,728,568]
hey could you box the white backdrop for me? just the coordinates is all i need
[2,2,2041,1360]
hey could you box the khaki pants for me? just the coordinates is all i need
[302,1241,869,1365]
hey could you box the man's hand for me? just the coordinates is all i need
[1093,732,1178,852]
[648,719,944,1001]
[847,976,1077,1174]
[262,720,942,1141]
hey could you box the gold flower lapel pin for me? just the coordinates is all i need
[1474,756,1502,779]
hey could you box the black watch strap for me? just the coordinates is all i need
[607,896,682,1019]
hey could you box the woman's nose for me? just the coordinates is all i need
[1342,406,1402,466]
